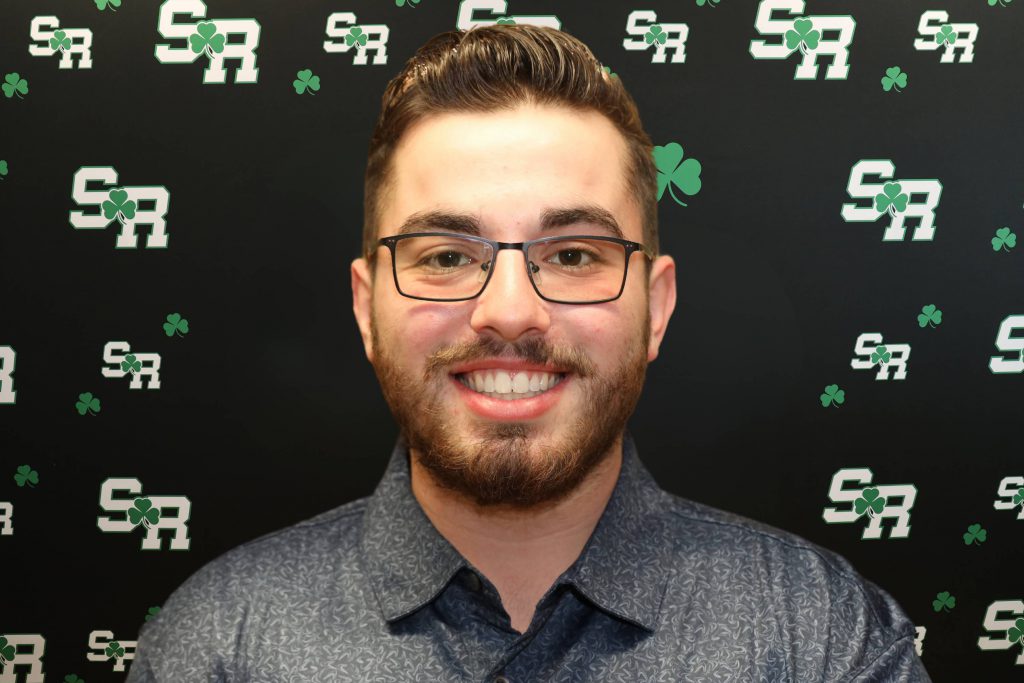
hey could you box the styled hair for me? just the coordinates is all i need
[362,23,659,277]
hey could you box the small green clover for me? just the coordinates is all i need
[601,65,617,79]
[0,159,7,179]
[102,189,136,224]
[696,0,722,6]
[3,73,29,99]
[96,0,122,9]
[881,66,907,93]
[854,487,886,518]
[395,0,420,6]
[874,182,909,216]
[1008,618,1024,644]
[918,304,942,328]
[992,226,1017,252]
[293,69,320,95]
[1013,487,1024,507]
[189,21,226,58]
[932,591,956,612]
[785,18,820,55]
[64,675,86,683]
[963,523,987,545]
[0,636,15,662]
[495,17,516,25]
[870,345,891,365]
[76,392,101,416]
[654,142,701,206]
[935,25,958,45]
[145,605,162,622]
[988,0,1014,5]
[128,497,161,528]
[645,25,667,45]
[105,641,125,659]
[50,30,72,53]
[820,384,845,408]
[14,464,39,488]
[346,27,368,47]
[121,354,142,374]
[163,312,190,337]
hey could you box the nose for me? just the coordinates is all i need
[469,248,551,341]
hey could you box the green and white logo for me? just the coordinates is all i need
[0,346,16,405]
[323,13,390,65]
[978,600,1024,665]
[29,16,93,69]
[749,0,855,80]
[914,11,978,63]
[822,468,917,539]
[850,333,911,380]
[154,0,261,84]
[0,634,45,683]
[69,167,170,249]
[97,478,192,550]
[456,0,561,30]
[623,11,688,64]
[841,160,943,242]
[989,315,1024,374]
[87,630,136,672]
[0,502,12,537]
[993,476,1024,520]
[102,341,162,390]
[915,626,926,656]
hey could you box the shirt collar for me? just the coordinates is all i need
[359,429,671,633]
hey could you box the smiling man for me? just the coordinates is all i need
[127,24,930,682]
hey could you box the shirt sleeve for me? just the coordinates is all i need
[843,633,932,682]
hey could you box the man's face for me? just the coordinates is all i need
[352,103,675,512]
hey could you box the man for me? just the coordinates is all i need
[127,24,931,682]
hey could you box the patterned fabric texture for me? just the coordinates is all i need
[126,431,932,682]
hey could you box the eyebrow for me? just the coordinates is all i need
[394,204,626,241]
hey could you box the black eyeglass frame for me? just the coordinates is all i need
[372,232,656,305]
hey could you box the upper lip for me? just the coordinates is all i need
[450,360,569,375]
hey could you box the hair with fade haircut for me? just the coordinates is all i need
[361,23,659,278]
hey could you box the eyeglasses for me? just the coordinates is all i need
[372,232,655,304]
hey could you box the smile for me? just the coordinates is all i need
[454,369,567,400]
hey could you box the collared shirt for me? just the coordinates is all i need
[127,431,931,682]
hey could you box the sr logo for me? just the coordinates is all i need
[749,0,855,80]
[978,601,1024,665]
[841,160,942,242]
[913,11,978,64]
[154,0,261,84]
[29,16,93,69]
[97,478,192,550]
[850,333,911,381]
[69,167,170,249]
[989,315,1024,375]
[324,13,389,65]
[822,468,917,539]
[456,0,560,30]
[623,11,688,64]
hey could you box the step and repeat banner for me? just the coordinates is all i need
[1,0,1023,681]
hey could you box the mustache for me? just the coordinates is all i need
[424,336,596,379]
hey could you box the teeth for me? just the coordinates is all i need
[457,370,565,399]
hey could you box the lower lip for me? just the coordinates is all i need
[450,373,570,420]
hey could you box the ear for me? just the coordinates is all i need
[351,256,375,364]
[646,254,676,363]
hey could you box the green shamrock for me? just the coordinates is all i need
[1013,487,1024,507]
[963,523,987,545]
[992,226,1017,252]
[601,65,617,79]
[653,142,702,206]
[128,497,161,528]
[50,30,72,52]
[0,159,7,179]
[105,641,125,659]
[881,66,907,93]
[1008,618,1024,644]
[145,605,162,622]
[989,0,1013,5]
[854,487,886,517]
[102,189,137,223]
[189,21,226,58]
[346,27,368,47]
[917,304,942,328]
[293,69,320,95]
[785,18,820,54]
[644,25,667,45]
[934,25,958,45]
[395,0,420,6]
[96,0,122,9]
[14,464,39,488]
[76,392,101,416]
[3,73,29,99]
[496,17,516,25]
[819,384,845,408]
[64,675,86,683]
[874,182,909,216]
[163,312,190,337]
[0,636,15,662]
[870,345,891,365]
[932,591,956,612]
[121,354,142,374]
[696,0,721,6]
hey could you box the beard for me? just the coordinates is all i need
[369,307,650,512]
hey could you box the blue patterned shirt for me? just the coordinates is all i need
[127,431,931,682]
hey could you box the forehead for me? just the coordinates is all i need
[382,103,639,242]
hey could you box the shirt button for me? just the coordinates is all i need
[494,675,510,683]
[465,571,482,592]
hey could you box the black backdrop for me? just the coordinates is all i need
[2,0,1023,680]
